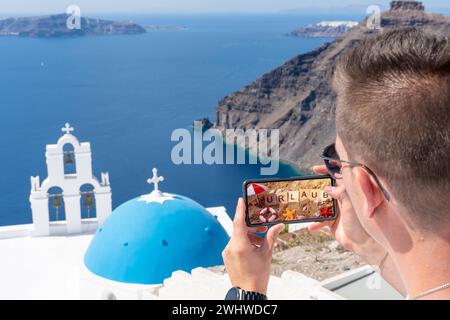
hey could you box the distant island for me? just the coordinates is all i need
[289,21,359,38]
[144,25,188,31]
[0,14,146,38]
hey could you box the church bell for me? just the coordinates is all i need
[65,151,73,164]
[83,192,94,208]
[53,195,62,208]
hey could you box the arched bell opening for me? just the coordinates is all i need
[47,186,66,222]
[63,143,76,175]
[80,184,96,220]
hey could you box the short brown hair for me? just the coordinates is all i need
[333,28,450,228]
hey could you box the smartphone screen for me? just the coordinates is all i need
[243,175,337,227]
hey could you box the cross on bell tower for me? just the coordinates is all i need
[62,123,74,135]
[147,168,164,194]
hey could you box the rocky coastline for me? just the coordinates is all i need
[214,1,450,172]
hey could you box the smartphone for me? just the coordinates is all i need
[243,175,337,227]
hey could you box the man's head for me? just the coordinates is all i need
[332,28,450,238]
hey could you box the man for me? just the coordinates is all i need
[222,28,450,300]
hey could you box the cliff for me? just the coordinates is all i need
[215,1,450,171]
[0,14,146,37]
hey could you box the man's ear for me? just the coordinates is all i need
[354,167,384,218]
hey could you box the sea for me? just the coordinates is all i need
[0,13,362,226]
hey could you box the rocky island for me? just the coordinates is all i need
[144,25,187,31]
[215,0,450,171]
[289,21,359,38]
[0,14,146,37]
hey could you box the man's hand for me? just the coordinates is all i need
[309,165,385,264]
[222,198,284,295]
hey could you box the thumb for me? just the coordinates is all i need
[308,221,333,233]
[232,198,248,238]
[265,224,284,251]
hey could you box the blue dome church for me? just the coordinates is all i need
[84,168,230,285]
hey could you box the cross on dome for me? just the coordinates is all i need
[62,123,74,135]
[147,168,164,193]
[139,168,174,204]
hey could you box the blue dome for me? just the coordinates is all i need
[84,193,229,285]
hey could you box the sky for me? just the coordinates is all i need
[0,0,449,15]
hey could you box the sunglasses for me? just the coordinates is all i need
[320,143,390,201]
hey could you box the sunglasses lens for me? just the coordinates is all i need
[323,144,342,179]
[324,144,338,158]
[325,159,342,178]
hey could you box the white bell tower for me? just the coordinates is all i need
[29,123,112,236]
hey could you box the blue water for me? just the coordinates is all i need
[0,14,358,226]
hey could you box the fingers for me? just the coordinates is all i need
[334,173,344,179]
[233,198,269,233]
[248,226,268,234]
[312,165,329,175]
[309,185,346,235]
[264,224,284,251]
[324,184,346,201]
